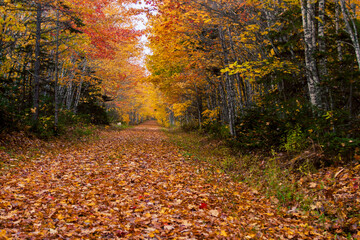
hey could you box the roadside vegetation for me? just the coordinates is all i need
[166,127,360,238]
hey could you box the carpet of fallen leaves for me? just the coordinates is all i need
[0,121,353,239]
[296,165,360,236]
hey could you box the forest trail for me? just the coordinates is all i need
[0,121,331,239]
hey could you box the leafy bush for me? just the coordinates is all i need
[36,115,56,139]
[234,106,287,150]
[73,125,95,138]
[59,110,87,125]
[181,121,199,132]
[281,124,308,153]
[230,98,359,162]
[202,121,231,139]
[106,108,121,123]
[0,106,16,133]
[310,110,360,162]
[77,101,109,125]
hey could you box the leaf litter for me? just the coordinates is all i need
[0,121,348,239]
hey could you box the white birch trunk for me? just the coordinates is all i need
[339,0,360,70]
[219,26,236,136]
[335,1,343,61]
[300,0,323,109]
[318,0,327,77]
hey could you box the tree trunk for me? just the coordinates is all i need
[227,26,246,110]
[335,0,343,61]
[219,26,236,136]
[318,0,327,78]
[318,0,331,110]
[339,0,360,70]
[54,1,60,132]
[218,82,228,124]
[66,81,73,110]
[194,83,202,129]
[300,0,323,109]
[32,3,42,123]
[73,81,82,113]
[73,61,86,113]
[168,107,175,126]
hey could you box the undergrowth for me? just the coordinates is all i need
[166,127,360,237]
[166,128,316,210]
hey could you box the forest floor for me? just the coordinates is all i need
[0,121,358,239]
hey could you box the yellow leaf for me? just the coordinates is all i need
[269,49,275,57]
[220,230,228,237]
[0,229,9,240]
[245,233,256,238]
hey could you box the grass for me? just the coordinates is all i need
[165,128,360,239]
[164,127,315,211]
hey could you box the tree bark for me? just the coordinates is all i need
[300,0,323,109]
[194,83,202,129]
[318,0,332,110]
[339,0,360,70]
[32,3,42,123]
[54,1,60,131]
[227,26,246,110]
[318,0,327,78]
[218,81,228,124]
[335,0,343,61]
[219,26,236,136]
[73,81,82,113]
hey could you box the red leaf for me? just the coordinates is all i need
[199,203,208,209]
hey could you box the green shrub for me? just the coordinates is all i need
[34,115,56,139]
[202,121,231,139]
[73,125,94,137]
[77,102,109,125]
[234,106,288,150]
[59,110,88,125]
[282,124,308,153]
[181,121,199,132]
[310,110,360,162]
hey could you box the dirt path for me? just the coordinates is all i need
[0,121,331,239]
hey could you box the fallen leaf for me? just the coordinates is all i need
[209,209,220,217]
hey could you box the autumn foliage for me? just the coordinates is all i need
[0,0,151,135]
[1,0,360,238]
[144,0,360,160]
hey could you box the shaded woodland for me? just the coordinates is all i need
[146,0,360,161]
